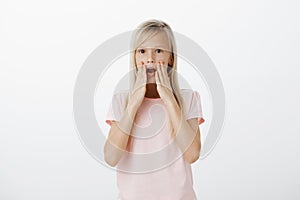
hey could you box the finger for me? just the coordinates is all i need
[142,63,147,79]
[158,62,164,81]
[137,61,144,67]
[160,61,168,78]
[134,62,142,83]
[155,62,162,86]
[137,63,146,82]
[136,61,144,72]
[158,62,169,90]
[155,69,160,86]
[154,62,159,83]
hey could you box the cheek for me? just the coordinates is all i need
[135,54,143,62]
[135,55,141,65]
[162,56,171,64]
[155,54,168,62]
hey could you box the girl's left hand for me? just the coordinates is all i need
[155,61,174,103]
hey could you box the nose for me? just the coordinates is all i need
[146,51,155,64]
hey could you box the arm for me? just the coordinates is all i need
[103,101,139,167]
[104,62,147,167]
[165,98,202,164]
[154,63,203,164]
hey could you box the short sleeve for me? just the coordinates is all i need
[105,92,127,126]
[184,90,205,125]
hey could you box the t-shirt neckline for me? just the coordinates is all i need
[144,97,162,101]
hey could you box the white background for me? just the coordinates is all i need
[1,0,299,199]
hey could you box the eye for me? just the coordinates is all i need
[137,49,145,54]
[155,49,162,53]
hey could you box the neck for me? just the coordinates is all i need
[145,83,160,98]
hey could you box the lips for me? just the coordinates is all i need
[145,64,157,73]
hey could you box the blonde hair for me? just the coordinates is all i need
[125,19,184,111]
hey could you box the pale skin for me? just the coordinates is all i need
[103,31,204,167]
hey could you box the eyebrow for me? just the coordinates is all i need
[136,46,170,50]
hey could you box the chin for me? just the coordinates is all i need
[146,79,155,84]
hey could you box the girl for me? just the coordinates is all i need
[104,19,205,200]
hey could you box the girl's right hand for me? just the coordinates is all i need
[129,61,147,107]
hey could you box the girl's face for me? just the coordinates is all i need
[135,31,172,84]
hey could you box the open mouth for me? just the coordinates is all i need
[146,68,156,73]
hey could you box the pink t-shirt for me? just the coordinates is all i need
[105,89,205,200]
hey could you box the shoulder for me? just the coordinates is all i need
[110,90,129,108]
[112,89,129,99]
[179,89,202,114]
[179,89,204,123]
[180,88,200,101]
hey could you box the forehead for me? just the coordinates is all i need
[137,31,171,50]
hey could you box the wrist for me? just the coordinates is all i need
[127,99,140,115]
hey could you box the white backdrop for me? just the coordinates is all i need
[1,0,299,199]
